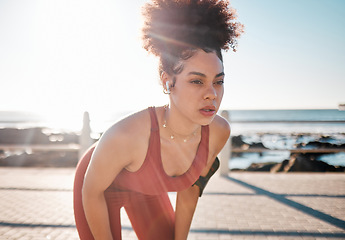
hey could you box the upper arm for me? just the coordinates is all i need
[201,115,230,176]
[82,127,132,195]
[211,115,231,155]
[193,116,230,196]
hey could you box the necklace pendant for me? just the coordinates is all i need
[170,135,174,140]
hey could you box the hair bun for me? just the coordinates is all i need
[142,0,243,57]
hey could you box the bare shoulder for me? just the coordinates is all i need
[208,114,231,157]
[106,109,151,140]
[93,108,151,169]
[209,114,230,141]
[100,108,151,154]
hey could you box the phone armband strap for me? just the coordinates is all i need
[193,157,220,197]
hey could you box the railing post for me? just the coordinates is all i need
[219,110,231,176]
[79,111,93,160]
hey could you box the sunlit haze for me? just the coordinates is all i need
[1,0,345,126]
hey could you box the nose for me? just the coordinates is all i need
[204,85,217,100]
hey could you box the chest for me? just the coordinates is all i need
[160,136,201,177]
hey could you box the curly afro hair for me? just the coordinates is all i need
[142,0,243,76]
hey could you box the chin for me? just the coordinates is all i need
[199,116,216,126]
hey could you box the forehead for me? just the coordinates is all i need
[181,50,224,75]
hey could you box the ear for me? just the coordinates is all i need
[161,71,169,86]
[161,72,172,93]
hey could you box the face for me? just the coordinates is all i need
[165,49,225,126]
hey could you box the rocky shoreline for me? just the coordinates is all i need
[0,127,79,145]
[0,127,86,167]
[231,134,345,172]
[237,153,345,172]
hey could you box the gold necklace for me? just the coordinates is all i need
[163,105,199,143]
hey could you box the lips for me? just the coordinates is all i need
[201,105,216,111]
[200,105,216,117]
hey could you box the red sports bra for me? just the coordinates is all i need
[107,107,209,195]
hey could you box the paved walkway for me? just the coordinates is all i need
[0,167,344,240]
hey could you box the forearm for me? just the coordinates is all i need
[82,191,113,240]
[174,185,199,240]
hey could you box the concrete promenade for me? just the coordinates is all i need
[0,167,344,240]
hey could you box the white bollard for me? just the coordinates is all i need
[219,110,231,176]
[79,111,93,160]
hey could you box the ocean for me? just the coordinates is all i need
[228,109,345,135]
[1,109,345,169]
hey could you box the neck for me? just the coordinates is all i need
[163,105,201,141]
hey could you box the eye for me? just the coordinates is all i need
[214,79,224,85]
[190,79,203,85]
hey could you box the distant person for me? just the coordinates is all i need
[73,0,242,239]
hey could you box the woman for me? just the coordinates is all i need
[73,0,242,239]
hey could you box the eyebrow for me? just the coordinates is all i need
[188,71,225,78]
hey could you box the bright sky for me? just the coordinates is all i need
[1,0,345,123]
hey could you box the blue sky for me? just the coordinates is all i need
[225,0,345,110]
[0,0,344,121]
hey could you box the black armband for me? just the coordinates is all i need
[193,157,220,197]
